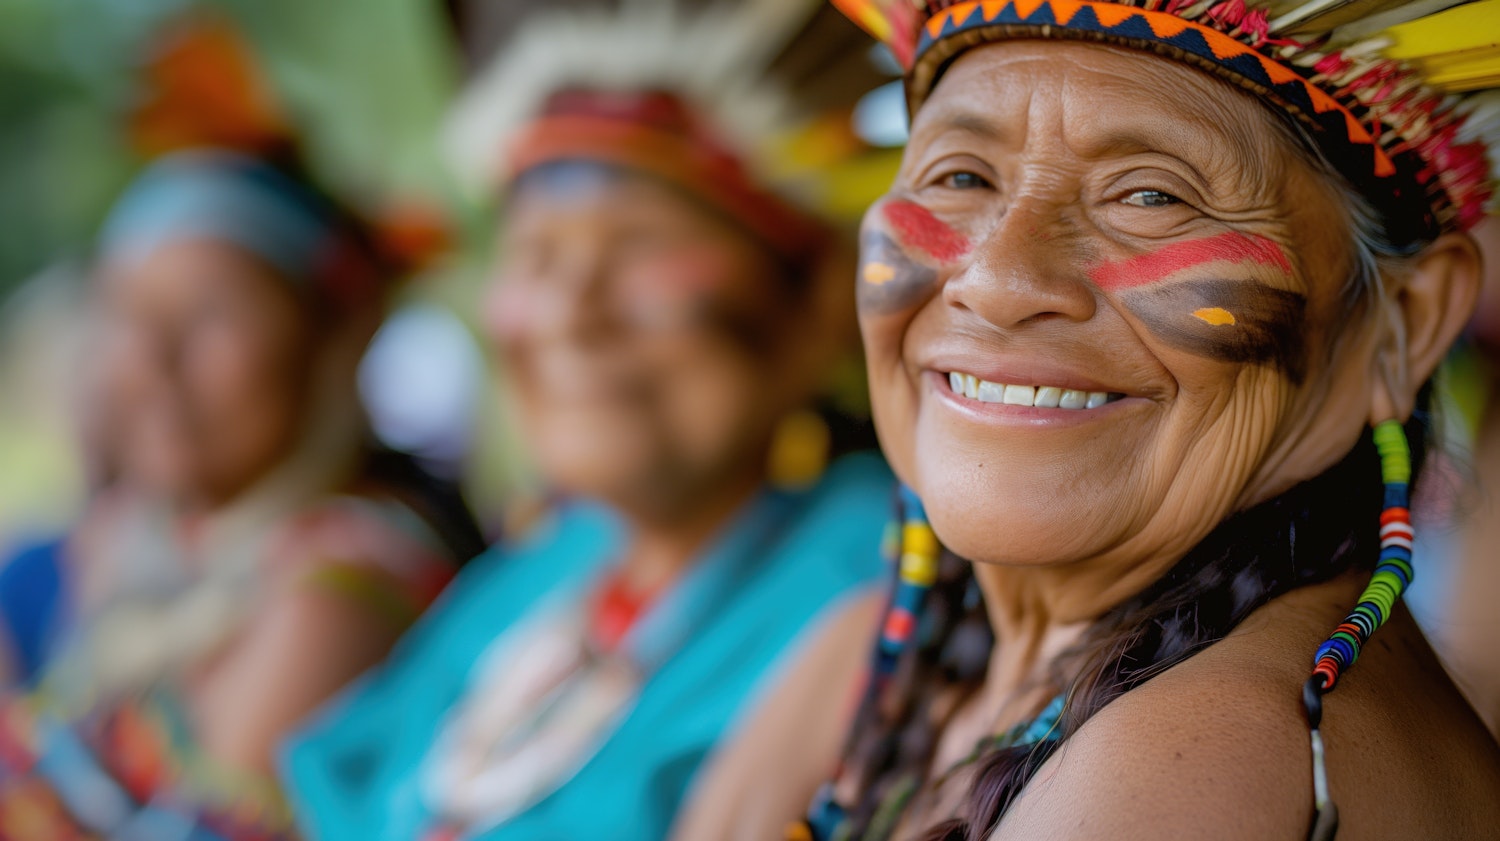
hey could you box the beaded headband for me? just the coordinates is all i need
[832,0,1500,251]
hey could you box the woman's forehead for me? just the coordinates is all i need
[915,40,1278,165]
[510,160,624,202]
[101,238,303,314]
[506,163,699,228]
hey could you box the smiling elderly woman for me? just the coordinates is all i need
[671,2,1500,840]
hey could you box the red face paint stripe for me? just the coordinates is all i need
[1089,232,1293,291]
[883,200,971,263]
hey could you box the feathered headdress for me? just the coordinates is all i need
[831,0,1500,251]
[443,0,893,262]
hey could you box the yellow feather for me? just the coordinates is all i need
[1384,0,1500,61]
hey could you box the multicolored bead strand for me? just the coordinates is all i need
[792,485,941,841]
[1301,419,1413,841]
[873,485,939,687]
[1309,419,1413,692]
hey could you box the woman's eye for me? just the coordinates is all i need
[942,171,992,190]
[1122,189,1181,207]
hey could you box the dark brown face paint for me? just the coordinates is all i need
[857,228,938,315]
[1123,278,1309,382]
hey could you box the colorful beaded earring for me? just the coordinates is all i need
[873,485,940,690]
[792,486,940,841]
[1301,419,1413,841]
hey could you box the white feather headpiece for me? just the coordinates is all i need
[445,0,831,189]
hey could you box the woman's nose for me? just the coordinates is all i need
[547,253,617,341]
[941,199,1096,330]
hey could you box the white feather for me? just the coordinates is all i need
[443,0,823,191]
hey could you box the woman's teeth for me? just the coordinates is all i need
[947,372,1120,409]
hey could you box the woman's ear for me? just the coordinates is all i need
[1368,232,1483,423]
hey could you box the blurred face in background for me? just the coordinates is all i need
[98,240,315,507]
[485,164,810,518]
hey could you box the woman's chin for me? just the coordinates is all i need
[932,521,1111,568]
[539,444,669,507]
[916,473,1138,568]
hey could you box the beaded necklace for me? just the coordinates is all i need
[587,567,668,653]
[421,489,800,839]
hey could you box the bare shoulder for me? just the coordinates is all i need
[993,631,1314,840]
[995,577,1500,841]
[670,585,886,841]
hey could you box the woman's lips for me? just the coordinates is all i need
[916,353,1157,426]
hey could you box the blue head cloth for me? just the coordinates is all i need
[99,149,380,306]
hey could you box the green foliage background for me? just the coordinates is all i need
[0,0,461,301]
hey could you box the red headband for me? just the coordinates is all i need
[506,90,827,266]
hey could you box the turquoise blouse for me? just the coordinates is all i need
[282,452,892,841]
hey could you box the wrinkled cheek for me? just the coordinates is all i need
[858,312,923,483]
[1185,375,1302,512]
[873,391,921,488]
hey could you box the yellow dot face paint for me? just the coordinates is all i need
[856,206,941,315]
[862,262,897,286]
[1124,279,1308,382]
[1192,306,1237,326]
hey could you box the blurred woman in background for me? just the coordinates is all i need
[280,2,898,839]
[0,143,483,839]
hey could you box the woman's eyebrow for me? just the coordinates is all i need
[946,112,1005,139]
[914,107,1009,144]
[1074,130,1214,186]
